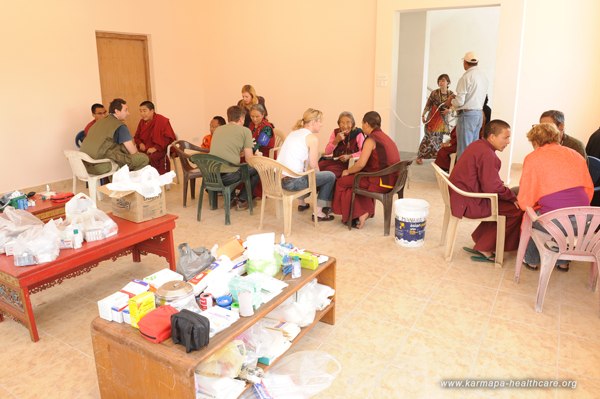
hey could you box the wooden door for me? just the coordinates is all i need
[96,32,152,135]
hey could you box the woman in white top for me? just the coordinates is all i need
[277,108,336,221]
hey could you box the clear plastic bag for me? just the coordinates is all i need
[258,351,341,398]
[65,193,118,240]
[195,340,247,379]
[0,206,44,251]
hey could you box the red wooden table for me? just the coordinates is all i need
[0,213,178,342]
[28,194,66,222]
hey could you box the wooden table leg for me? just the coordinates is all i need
[22,288,40,342]
[164,230,176,271]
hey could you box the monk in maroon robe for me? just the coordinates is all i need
[134,101,177,175]
[333,111,400,229]
[449,120,523,261]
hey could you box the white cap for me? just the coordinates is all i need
[463,51,479,63]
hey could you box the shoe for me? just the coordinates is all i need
[470,255,495,263]
[556,263,570,272]
[236,200,249,211]
[298,203,310,212]
[322,206,332,215]
[312,214,334,222]
[524,263,539,271]
[462,247,495,258]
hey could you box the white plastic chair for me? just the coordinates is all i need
[63,150,118,205]
[247,156,317,236]
[431,162,506,268]
[514,206,600,312]
[268,128,286,159]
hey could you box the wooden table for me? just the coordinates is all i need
[28,194,67,222]
[0,213,178,342]
[91,256,336,399]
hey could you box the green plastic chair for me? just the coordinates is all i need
[190,153,253,225]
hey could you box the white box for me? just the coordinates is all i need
[97,292,130,321]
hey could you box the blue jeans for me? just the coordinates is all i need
[524,218,576,266]
[221,167,259,201]
[456,110,483,159]
[281,171,335,208]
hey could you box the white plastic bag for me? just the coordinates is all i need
[13,220,60,264]
[0,206,44,251]
[259,351,341,398]
[65,193,118,240]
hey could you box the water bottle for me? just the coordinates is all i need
[73,228,83,249]
[292,256,301,279]
[282,254,292,275]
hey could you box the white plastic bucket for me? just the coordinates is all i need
[394,198,430,247]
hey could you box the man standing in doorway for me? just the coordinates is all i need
[445,51,488,159]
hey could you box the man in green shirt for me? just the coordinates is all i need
[80,98,149,174]
[209,105,258,210]
[539,110,586,159]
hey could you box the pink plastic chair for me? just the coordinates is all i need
[514,206,600,312]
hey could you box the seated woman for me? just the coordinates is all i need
[517,123,594,271]
[201,116,226,151]
[249,104,275,157]
[277,108,336,221]
[237,84,267,127]
[332,111,400,229]
[318,111,365,178]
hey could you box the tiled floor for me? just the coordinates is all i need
[1,161,599,398]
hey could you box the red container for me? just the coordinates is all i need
[138,305,179,343]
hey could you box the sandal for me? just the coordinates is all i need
[298,203,310,212]
[556,263,570,272]
[312,214,334,222]
[462,247,495,258]
[524,263,539,271]
[470,255,495,263]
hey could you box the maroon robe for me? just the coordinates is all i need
[332,129,400,223]
[449,139,523,252]
[134,113,177,174]
[434,127,456,172]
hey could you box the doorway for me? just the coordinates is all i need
[393,6,500,154]
[96,32,152,135]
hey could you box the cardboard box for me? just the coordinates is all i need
[99,186,166,223]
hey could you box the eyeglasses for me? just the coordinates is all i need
[95,111,107,116]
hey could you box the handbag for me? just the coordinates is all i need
[171,309,210,353]
[138,305,179,343]
[256,128,272,147]
[176,243,215,281]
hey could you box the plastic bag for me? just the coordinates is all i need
[12,220,60,265]
[258,351,341,398]
[195,340,247,379]
[176,243,215,281]
[0,206,44,252]
[65,193,118,240]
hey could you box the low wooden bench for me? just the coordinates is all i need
[0,213,178,342]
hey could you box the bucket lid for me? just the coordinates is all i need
[156,280,193,300]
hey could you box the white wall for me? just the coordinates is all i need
[426,7,500,106]
[395,12,427,152]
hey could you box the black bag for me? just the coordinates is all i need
[171,309,210,353]
[176,243,215,281]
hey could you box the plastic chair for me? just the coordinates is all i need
[75,130,85,148]
[431,162,506,267]
[63,150,118,205]
[170,140,207,207]
[247,156,317,236]
[346,160,412,236]
[190,154,253,225]
[514,206,600,312]
[587,156,600,206]
[268,128,286,159]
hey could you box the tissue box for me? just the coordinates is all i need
[128,291,156,329]
[99,186,166,223]
[289,251,319,270]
